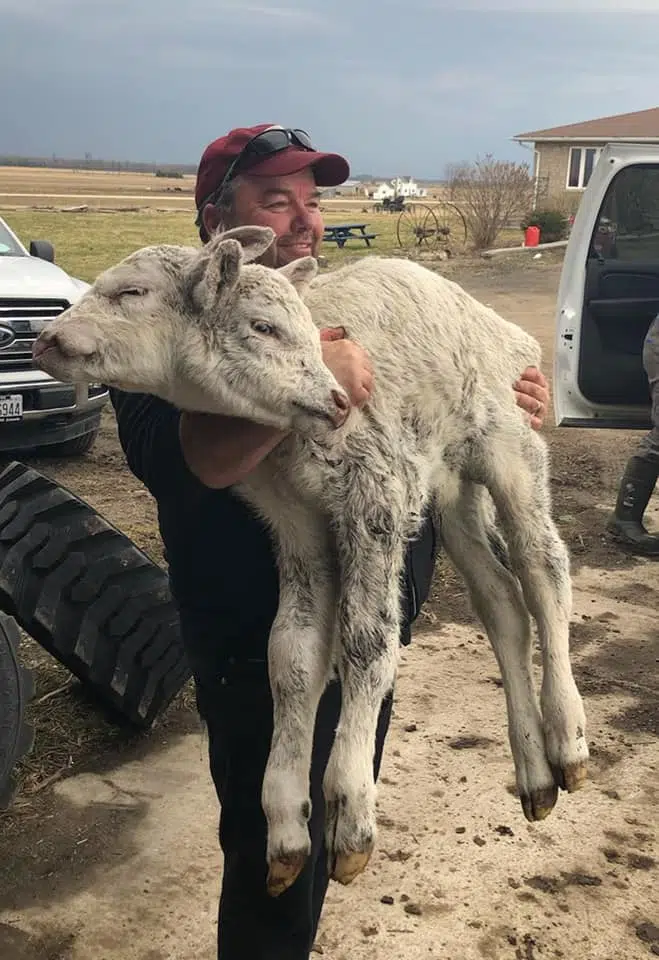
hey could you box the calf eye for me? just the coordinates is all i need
[120,288,147,298]
[251,320,275,336]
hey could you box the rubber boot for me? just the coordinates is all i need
[606,456,659,557]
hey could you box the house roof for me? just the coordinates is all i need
[513,106,659,143]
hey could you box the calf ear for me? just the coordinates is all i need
[217,225,276,263]
[278,257,318,296]
[184,236,243,309]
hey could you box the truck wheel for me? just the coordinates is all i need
[0,461,190,729]
[0,613,35,809]
[41,428,99,458]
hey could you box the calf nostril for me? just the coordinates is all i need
[331,389,349,411]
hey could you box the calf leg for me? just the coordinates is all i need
[438,481,559,820]
[261,534,336,897]
[484,432,589,803]
[323,479,417,885]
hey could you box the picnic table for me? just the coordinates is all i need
[323,223,377,248]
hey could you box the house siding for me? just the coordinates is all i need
[535,141,607,211]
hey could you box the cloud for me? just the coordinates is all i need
[0,0,329,26]
[2,0,659,173]
[415,0,659,8]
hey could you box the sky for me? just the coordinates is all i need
[2,0,659,178]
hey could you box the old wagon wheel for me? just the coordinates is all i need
[434,201,468,251]
[397,201,469,255]
[396,203,439,250]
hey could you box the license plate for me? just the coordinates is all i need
[0,394,23,422]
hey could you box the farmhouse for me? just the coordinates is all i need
[513,105,659,210]
[372,176,428,200]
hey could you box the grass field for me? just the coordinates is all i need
[3,206,485,279]
[4,207,522,283]
[1,164,526,279]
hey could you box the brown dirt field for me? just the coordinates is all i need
[0,165,448,213]
[0,253,657,960]
[0,166,197,197]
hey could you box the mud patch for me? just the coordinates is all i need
[569,619,605,647]
[627,853,656,871]
[600,581,659,607]
[0,922,77,960]
[448,735,493,750]
[0,724,200,912]
[523,871,603,896]
[636,922,659,946]
[576,627,659,736]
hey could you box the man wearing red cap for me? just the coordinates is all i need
[110,124,549,959]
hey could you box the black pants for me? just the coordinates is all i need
[185,514,437,959]
[638,315,659,464]
[195,661,393,959]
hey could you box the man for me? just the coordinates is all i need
[606,315,659,557]
[110,123,550,959]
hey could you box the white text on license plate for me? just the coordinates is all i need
[0,394,23,421]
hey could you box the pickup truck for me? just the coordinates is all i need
[0,215,108,456]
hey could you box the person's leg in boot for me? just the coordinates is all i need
[606,455,659,556]
[607,317,659,557]
[196,657,394,960]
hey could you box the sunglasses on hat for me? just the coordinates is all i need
[195,125,315,227]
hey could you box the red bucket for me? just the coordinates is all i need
[524,225,540,247]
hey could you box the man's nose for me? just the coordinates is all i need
[291,203,314,230]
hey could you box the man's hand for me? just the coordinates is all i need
[514,366,550,431]
[320,326,373,407]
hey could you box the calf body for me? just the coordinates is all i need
[34,227,589,895]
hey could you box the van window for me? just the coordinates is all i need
[591,164,659,261]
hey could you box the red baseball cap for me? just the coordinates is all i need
[195,123,350,211]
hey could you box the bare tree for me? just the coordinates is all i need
[446,155,533,250]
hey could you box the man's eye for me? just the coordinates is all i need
[251,320,275,336]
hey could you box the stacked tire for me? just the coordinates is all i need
[0,614,34,808]
[0,461,190,741]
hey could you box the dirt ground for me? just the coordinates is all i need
[0,253,657,960]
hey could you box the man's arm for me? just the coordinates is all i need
[110,386,283,494]
[112,330,374,493]
[179,413,285,489]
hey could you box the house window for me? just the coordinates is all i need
[567,147,601,189]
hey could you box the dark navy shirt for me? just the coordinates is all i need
[109,389,438,678]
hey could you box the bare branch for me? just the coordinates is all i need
[445,155,533,250]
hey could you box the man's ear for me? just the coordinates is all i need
[277,256,318,296]
[216,225,276,263]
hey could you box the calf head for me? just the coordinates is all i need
[33,226,350,434]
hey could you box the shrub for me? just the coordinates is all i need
[445,155,534,250]
[520,208,569,243]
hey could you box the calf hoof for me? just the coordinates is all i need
[267,851,308,898]
[555,760,588,794]
[520,784,558,822]
[330,847,373,886]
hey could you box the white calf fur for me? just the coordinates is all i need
[33,225,589,896]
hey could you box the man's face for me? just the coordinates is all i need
[202,167,325,267]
